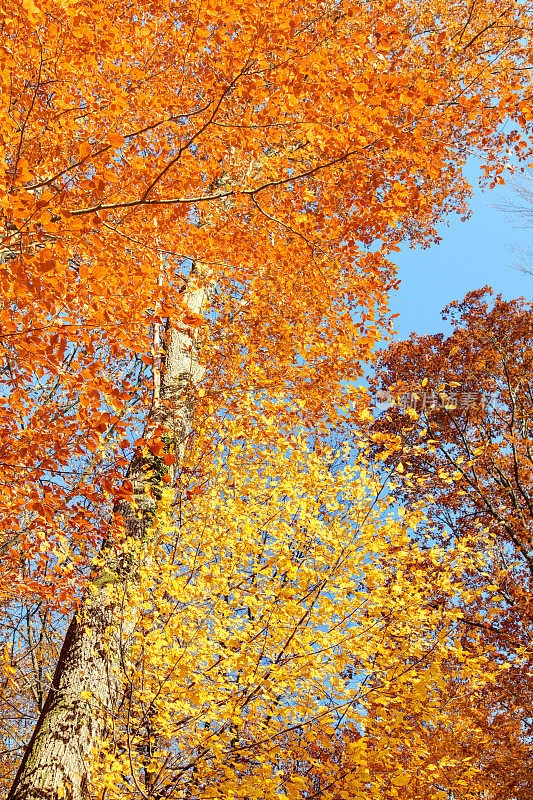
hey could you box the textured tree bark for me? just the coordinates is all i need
[7,265,212,800]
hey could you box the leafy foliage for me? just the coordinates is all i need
[2,0,533,795]
[92,437,498,800]
[370,289,533,798]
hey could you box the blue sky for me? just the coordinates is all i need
[388,162,533,341]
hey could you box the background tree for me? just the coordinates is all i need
[370,288,533,798]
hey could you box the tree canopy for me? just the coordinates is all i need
[2,0,533,796]
[371,289,533,798]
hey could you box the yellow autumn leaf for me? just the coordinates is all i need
[392,773,410,787]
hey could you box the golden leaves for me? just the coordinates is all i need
[84,435,496,799]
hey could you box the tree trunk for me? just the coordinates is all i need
[7,265,212,800]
